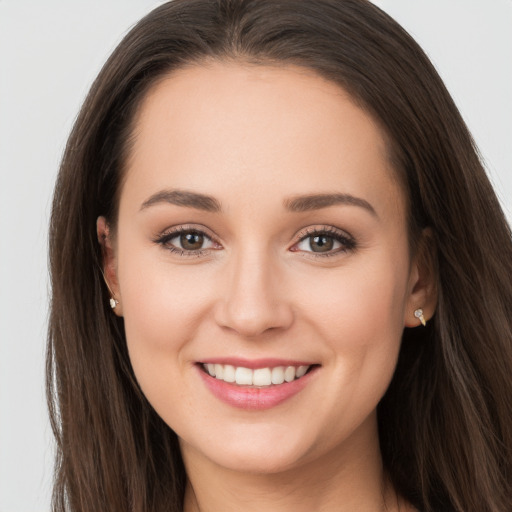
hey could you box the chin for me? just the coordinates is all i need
[209,447,307,475]
[179,423,317,475]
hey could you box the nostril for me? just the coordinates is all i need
[214,296,294,338]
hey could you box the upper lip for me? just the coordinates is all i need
[197,357,317,369]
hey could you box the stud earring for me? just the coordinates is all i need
[100,269,119,310]
[414,308,426,327]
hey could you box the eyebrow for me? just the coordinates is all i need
[140,189,222,213]
[284,193,377,217]
[140,189,377,217]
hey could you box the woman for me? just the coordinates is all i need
[47,1,512,511]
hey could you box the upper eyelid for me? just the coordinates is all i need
[156,224,218,241]
[294,225,354,241]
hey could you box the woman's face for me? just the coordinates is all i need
[101,62,429,474]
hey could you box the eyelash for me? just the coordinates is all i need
[153,225,356,258]
[153,225,219,258]
[292,225,356,258]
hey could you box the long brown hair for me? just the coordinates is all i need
[47,1,512,511]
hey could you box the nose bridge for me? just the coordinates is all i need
[215,243,293,337]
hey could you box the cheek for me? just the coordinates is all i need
[116,242,214,396]
[298,254,408,343]
[119,235,211,331]
[290,257,408,443]
[295,253,409,399]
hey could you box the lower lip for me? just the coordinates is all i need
[197,365,318,410]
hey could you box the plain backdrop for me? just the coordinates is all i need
[0,1,510,511]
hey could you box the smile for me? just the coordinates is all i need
[202,363,310,387]
[197,360,318,410]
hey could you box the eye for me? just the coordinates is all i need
[292,227,356,256]
[297,234,339,253]
[174,231,210,251]
[154,227,220,255]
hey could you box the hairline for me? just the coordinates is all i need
[108,56,415,251]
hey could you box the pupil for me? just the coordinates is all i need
[181,232,204,250]
[310,235,333,252]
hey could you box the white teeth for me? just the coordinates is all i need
[235,367,253,385]
[271,366,285,385]
[203,363,311,386]
[253,368,272,386]
[296,365,308,378]
[284,366,296,382]
[214,364,224,380]
[223,364,235,383]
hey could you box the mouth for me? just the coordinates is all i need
[196,359,319,410]
[200,362,313,387]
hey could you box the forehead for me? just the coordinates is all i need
[122,61,404,220]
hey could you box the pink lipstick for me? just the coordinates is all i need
[196,359,318,410]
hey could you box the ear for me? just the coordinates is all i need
[97,216,123,317]
[404,228,438,327]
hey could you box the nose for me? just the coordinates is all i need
[214,247,294,338]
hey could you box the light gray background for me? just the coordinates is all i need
[0,1,510,511]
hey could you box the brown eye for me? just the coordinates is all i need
[309,235,334,253]
[180,232,204,250]
[293,228,356,257]
[156,228,217,254]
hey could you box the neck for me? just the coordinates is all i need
[181,414,405,512]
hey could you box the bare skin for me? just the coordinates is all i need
[98,62,434,512]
